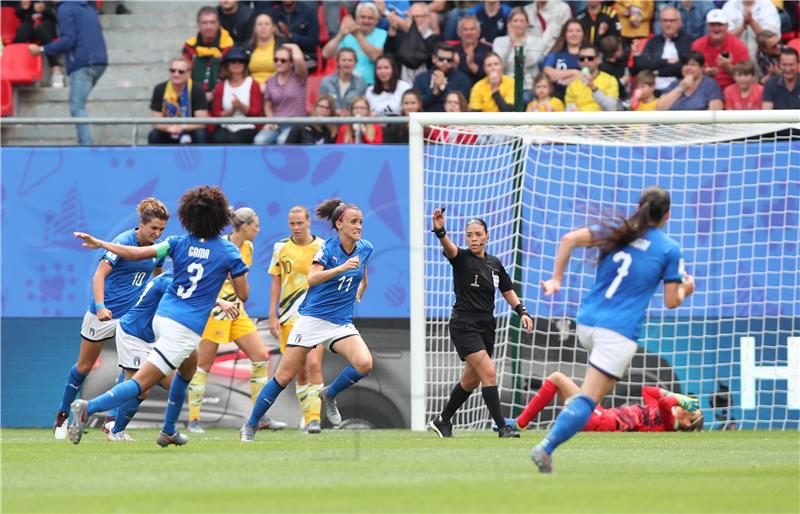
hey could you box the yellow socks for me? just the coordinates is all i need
[250,361,270,406]
[188,368,208,422]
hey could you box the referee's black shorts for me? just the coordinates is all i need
[448,312,496,361]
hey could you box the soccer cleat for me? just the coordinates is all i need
[427,416,453,438]
[239,423,257,442]
[258,416,288,431]
[498,424,520,438]
[107,430,134,442]
[304,419,321,434]
[319,387,342,426]
[186,420,205,433]
[68,400,88,445]
[156,431,189,447]
[531,445,553,473]
[53,411,68,440]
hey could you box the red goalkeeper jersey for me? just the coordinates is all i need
[583,386,679,432]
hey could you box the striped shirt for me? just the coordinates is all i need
[264,72,307,116]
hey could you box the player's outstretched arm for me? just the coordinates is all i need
[431,207,458,259]
[541,227,594,296]
[73,232,159,261]
[663,274,695,309]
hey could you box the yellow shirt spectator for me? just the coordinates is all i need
[615,1,654,39]
[469,75,515,112]
[526,97,566,112]
[634,98,657,111]
[565,71,619,112]
[249,41,277,86]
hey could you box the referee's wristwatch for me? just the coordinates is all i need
[431,227,446,239]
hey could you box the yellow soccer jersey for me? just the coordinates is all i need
[270,235,325,325]
[217,236,253,304]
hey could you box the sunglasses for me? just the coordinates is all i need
[275,57,291,63]
[436,56,454,62]
[578,55,596,61]
[169,68,188,74]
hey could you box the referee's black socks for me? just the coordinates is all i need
[440,383,472,422]
[481,385,507,428]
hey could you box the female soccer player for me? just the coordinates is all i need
[187,207,286,434]
[531,186,695,472]
[69,186,249,447]
[512,372,703,433]
[427,209,533,439]
[240,198,373,442]
[53,198,169,440]
[267,206,326,433]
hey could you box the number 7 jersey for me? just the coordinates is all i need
[577,227,684,342]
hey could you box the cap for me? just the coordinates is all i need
[221,47,249,65]
[706,9,728,25]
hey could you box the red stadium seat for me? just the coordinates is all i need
[1,78,13,117]
[306,74,323,114]
[1,6,20,46]
[0,43,43,85]
[317,3,330,46]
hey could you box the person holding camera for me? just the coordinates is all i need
[690,9,748,90]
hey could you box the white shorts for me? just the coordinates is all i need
[80,311,119,342]
[287,315,360,352]
[577,324,639,380]
[115,324,152,370]
[147,315,200,375]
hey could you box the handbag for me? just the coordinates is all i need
[395,21,430,69]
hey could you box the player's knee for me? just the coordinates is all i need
[275,368,296,386]
[353,355,372,375]
[75,361,93,375]
[306,360,322,377]
[461,377,480,390]
[548,371,567,384]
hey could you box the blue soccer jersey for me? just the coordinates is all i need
[298,238,374,325]
[87,228,166,317]
[577,227,684,341]
[156,234,249,335]
[119,271,172,344]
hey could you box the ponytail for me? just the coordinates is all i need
[315,198,360,230]
[594,186,671,258]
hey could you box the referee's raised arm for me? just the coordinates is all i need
[431,208,458,259]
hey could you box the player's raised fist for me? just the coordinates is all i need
[540,278,561,296]
[343,256,360,271]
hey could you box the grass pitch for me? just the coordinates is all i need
[1,429,798,513]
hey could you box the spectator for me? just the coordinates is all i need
[598,35,629,99]
[565,43,619,111]
[441,1,481,41]
[384,89,422,143]
[469,52,515,112]
[148,56,208,145]
[468,0,510,43]
[182,6,234,103]
[209,47,262,144]
[217,0,254,46]
[412,42,472,112]
[543,18,585,100]
[15,0,64,87]
[526,72,566,111]
[336,96,384,144]
[254,43,307,145]
[724,60,763,109]
[285,94,338,145]
[260,1,319,73]
[444,90,469,112]
[323,2,387,85]
[656,51,724,110]
[576,0,620,45]
[427,91,478,144]
[654,1,712,42]
[29,0,107,146]
[615,1,654,42]
[319,48,369,115]
[722,0,780,61]
[384,2,443,85]
[493,7,545,99]
[634,6,693,94]
[454,15,493,84]
[525,0,572,55]
[630,70,657,110]
[366,55,412,116]
[762,47,800,109]
[244,13,287,89]
[691,9,749,91]
[755,29,783,84]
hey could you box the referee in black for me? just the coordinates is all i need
[428,207,533,438]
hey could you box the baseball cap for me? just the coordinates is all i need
[706,9,728,25]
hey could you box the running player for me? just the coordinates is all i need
[187,207,286,433]
[69,186,249,447]
[240,198,373,441]
[53,198,169,440]
[427,209,533,439]
[268,206,326,433]
[531,186,695,472]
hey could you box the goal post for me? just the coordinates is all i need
[409,111,800,432]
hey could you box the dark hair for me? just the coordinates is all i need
[594,186,671,258]
[733,60,756,76]
[579,43,599,55]
[445,90,468,112]
[780,46,799,60]
[466,218,488,233]
[482,51,503,68]
[681,51,705,67]
[178,186,230,239]
[683,412,705,432]
[401,89,423,114]
[372,54,399,95]
[315,198,362,230]
[249,12,275,48]
[137,197,169,224]
[553,18,584,53]
[196,5,217,22]
[337,47,357,62]
[533,72,553,87]
[434,42,457,56]
[598,35,620,59]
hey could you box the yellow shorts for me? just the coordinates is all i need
[280,324,293,353]
[201,305,257,344]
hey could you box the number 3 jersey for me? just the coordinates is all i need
[298,237,373,325]
[578,226,684,342]
[87,228,166,317]
[156,234,249,335]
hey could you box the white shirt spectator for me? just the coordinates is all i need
[365,80,412,115]
[524,0,572,55]
[222,76,254,132]
[493,35,546,89]
[722,0,781,61]
[656,39,679,91]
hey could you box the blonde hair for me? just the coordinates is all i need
[289,205,310,219]
[230,206,257,230]
[137,197,169,223]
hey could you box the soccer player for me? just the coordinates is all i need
[513,372,703,433]
[187,207,286,433]
[239,198,374,441]
[52,198,169,440]
[427,209,533,439]
[267,206,326,433]
[69,186,249,447]
[531,186,695,473]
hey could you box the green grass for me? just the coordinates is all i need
[1,429,798,513]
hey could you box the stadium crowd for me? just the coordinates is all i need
[8,0,800,145]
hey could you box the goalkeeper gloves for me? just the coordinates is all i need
[668,392,700,412]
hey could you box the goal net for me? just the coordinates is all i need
[409,111,799,432]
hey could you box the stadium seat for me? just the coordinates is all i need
[0,43,43,85]
[317,3,330,46]
[1,79,13,117]
[1,6,20,46]
[306,74,323,114]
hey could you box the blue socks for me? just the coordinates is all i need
[162,373,191,435]
[58,365,87,413]
[326,364,368,398]
[87,379,142,416]
[107,370,126,421]
[248,378,286,426]
[539,394,596,455]
[112,396,144,434]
